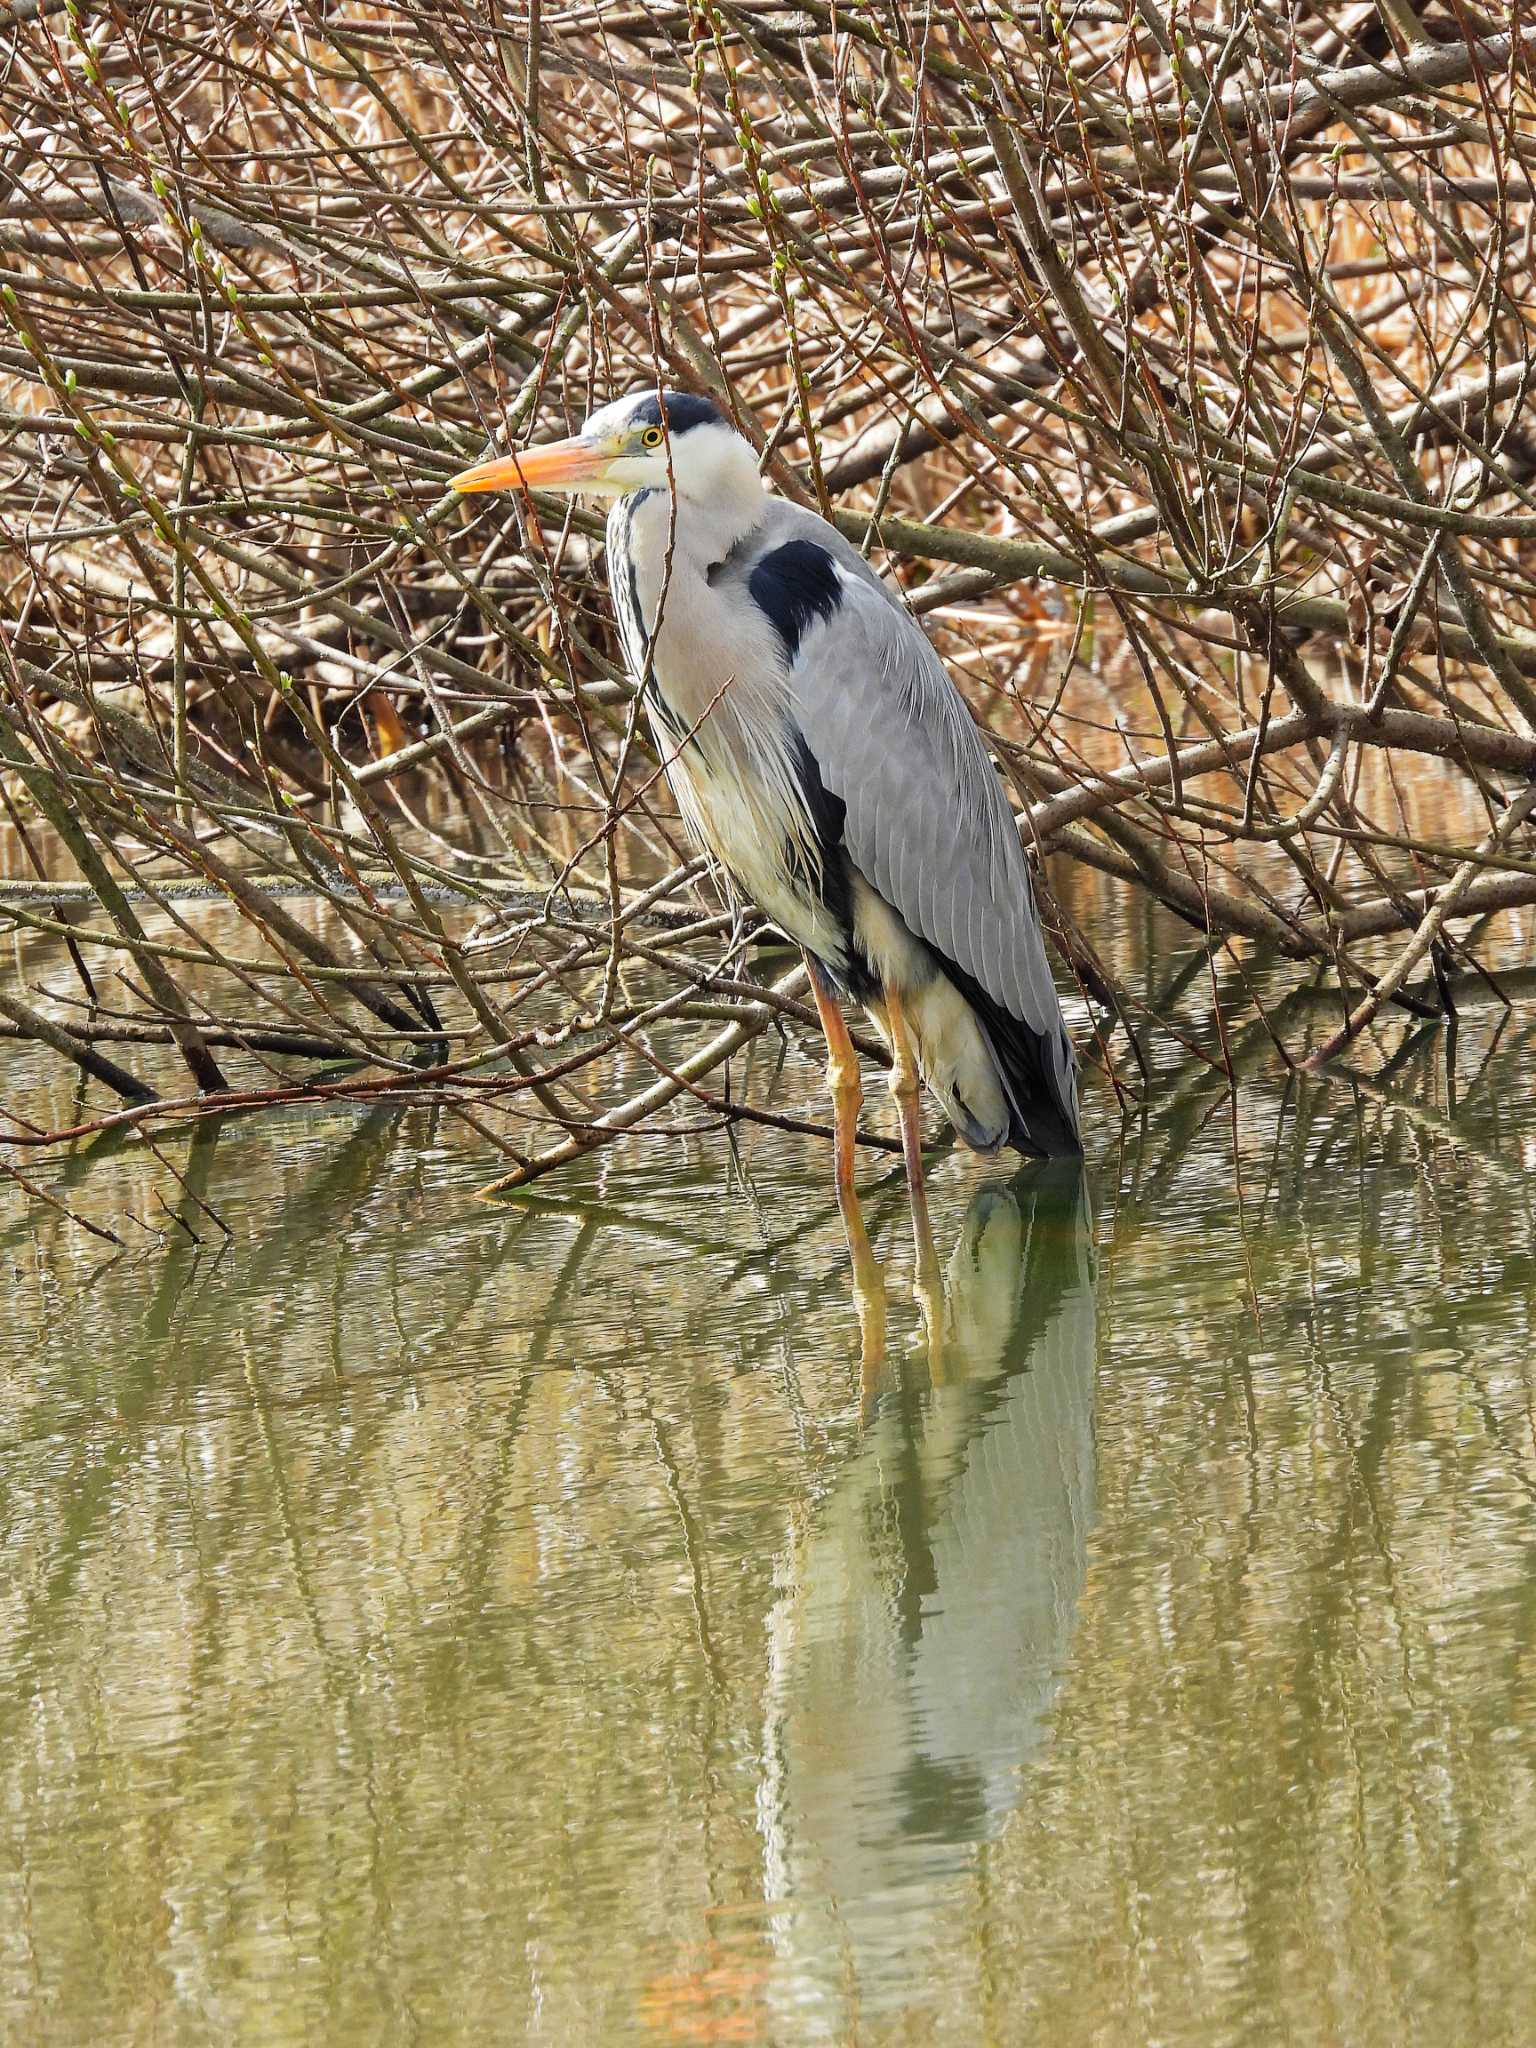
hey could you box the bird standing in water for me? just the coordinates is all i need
[451,390,1079,1298]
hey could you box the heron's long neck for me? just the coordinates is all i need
[620,423,768,582]
[637,475,767,575]
[612,463,777,738]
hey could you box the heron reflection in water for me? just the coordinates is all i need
[758,1167,1096,2028]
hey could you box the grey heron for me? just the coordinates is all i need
[450,390,1080,1280]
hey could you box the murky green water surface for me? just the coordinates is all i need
[4,896,1536,2045]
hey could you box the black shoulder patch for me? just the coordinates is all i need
[749,539,841,660]
[630,390,725,436]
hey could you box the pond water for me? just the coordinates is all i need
[3,893,1536,2045]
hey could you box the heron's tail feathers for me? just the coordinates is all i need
[907,977,1012,1152]
[909,970,1080,1161]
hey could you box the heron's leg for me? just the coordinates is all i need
[807,961,886,1382]
[808,966,862,1205]
[884,989,944,1364]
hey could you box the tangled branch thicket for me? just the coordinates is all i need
[3,0,1536,1212]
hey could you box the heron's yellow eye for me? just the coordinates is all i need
[641,426,664,448]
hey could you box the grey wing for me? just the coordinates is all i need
[785,563,1076,1093]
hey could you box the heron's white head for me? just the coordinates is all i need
[449,389,763,521]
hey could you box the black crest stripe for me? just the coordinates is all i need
[629,391,725,436]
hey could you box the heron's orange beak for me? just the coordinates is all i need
[448,436,609,494]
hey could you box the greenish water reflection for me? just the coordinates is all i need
[4,970,1536,2044]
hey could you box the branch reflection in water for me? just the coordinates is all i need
[761,1167,1095,2026]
